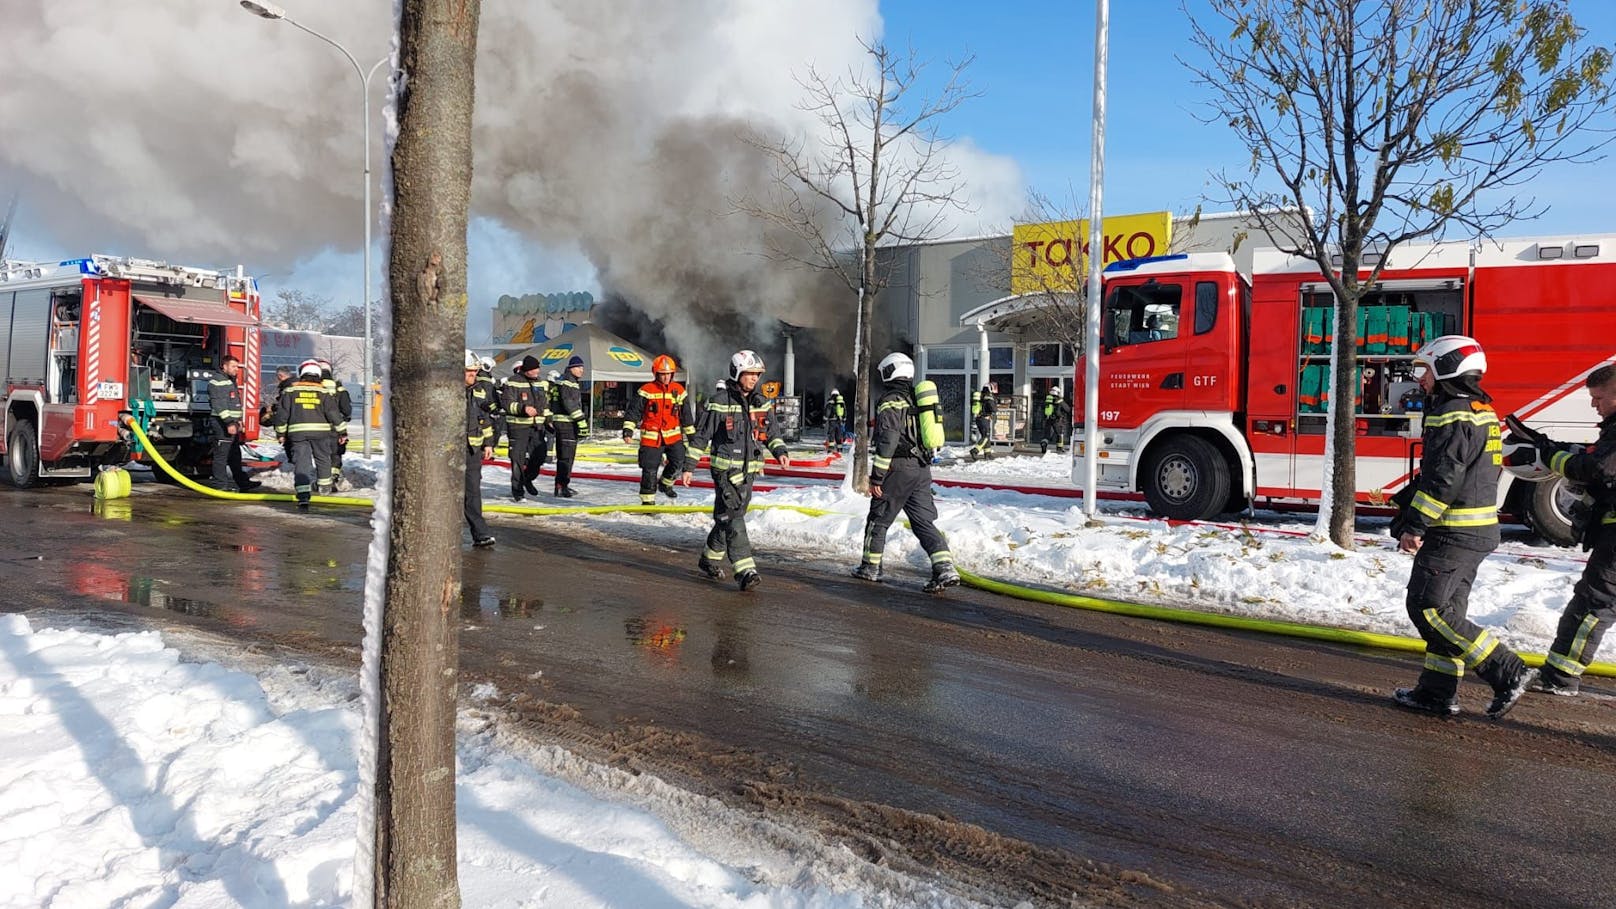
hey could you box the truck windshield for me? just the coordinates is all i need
[1105,283,1182,348]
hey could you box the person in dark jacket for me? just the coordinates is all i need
[206,354,260,491]
[1526,364,1616,696]
[1040,385,1072,455]
[851,352,959,593]
[548,355,588,497]
[969,383,997,460]
[824,389,847,451]
[464,350,496,546]
[1391,335,1535,718]
[689,349,791,591]
[274,359,345,511]
[318,359,352,489]
[260,365,294,426]
[501,355,549,501]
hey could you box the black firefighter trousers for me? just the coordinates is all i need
[859,463,954,576]
[552,423,578,492]
[507,423,545,495]
[465,444,490,540]
[1405,532,1525,699]
[637,441,686,504]
[1542,523,1616,687]
[288,436,333,504]
[704,469,759,576]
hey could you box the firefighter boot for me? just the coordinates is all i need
[923,563,961,594]
[1392,686,1459,717]
[697,555,727,580]
[659,479,678,500]
[850,562,883,583]
[737,570,761,592]
[1531,666,1581,697]
[1487,668,1538,719]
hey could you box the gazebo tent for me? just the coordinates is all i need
[504,323,685,432]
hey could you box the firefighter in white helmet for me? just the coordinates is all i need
[1389,335,1534,717]
[274,358,345,511]
[463,349,496,546]
[1040,384,1072,455]
[688,349,791,591]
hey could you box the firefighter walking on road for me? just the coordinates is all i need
[1390,335,1535,718]
[825,389,847,451]
[502,355,549,501]
[690,349,791,592]
[207,354,261,492]
[318,359,352,490]
[851,352,959,593]
[549,355,588,497]
[622,354,692,505]
[464,350,496,547]
[969,383,997,461]
[1041,385,1071,455]
[1516,364,1616,697]
[274,359,345,511]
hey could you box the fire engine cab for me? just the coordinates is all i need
[1075,233,1616,545]
[0,254,262,486]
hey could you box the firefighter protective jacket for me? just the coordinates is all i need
[322,377,354,421]
[972,390,996,418]
[623,379,693,447]
[467,381,495,448]
[207,373,244,431]
[1401,393,1503,545]
[870,379,927,484]
[1550,411,1616,525]
[1044,397,1072,424]
[502,375,548,428]
[549,377,587,433]
[691,381,787,476]
[274,380,345,442]
[828,394,846,421]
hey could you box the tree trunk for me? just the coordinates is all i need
[1328,295,1357,548]
[376,1,480,906]
[850,244,877,494]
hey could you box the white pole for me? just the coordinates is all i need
[1080,0,1110,521]
[783,329,796,397]
[361,56,387,457]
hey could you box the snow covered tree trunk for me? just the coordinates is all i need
[375,1,479,906]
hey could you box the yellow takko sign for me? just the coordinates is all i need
[1010,211,1173,295]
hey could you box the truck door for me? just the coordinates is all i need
[1097,280,1190,429]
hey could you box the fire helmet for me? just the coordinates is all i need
[1501,436,1553,482]
[877,352,914,382]
[1048,386,1063,399]
[1414,335,1487,381]
[479,356,496,372]
[463,350,480,370]
[728,349,765,380]
[652,354,677,375]
[299,359,323,378]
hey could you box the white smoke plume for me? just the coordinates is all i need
[0,0,1023,376]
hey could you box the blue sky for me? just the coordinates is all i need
[878,0,1616,231]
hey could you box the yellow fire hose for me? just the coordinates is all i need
[120,417,1615,678]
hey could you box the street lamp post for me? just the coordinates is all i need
[241,1,385,456]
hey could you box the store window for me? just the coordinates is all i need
[1029,343,1075,367]
[927,347,966,370]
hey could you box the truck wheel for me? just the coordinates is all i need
[1143,435,1231,521]
[6,420,40,489]
[1525,477,1578,548]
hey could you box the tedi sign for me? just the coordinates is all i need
[1010,211,1172,295]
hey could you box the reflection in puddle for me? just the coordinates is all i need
[123,576,218,618]
[90,500,133,522]
[625,616,686,665]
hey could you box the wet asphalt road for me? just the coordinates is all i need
[7,480,1616,908]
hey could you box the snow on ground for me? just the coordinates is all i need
[0,613,989,909]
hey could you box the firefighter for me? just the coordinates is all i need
[1040,385,1072,455]
[690,349,791,591]
[501,355,548,501]
[475,355,505,453]
[274,359,345,511]
[260,365,295,426]
[1390,335,1535,718]
[318,359,352,490]
[463,350,496,546]
[206,354,260,492]
[548,355,588,497]
[968,382,997,460]
[851,352,959,593]
[1519,363,1616,697]
[622,354,693,505]
[825,388,847,452]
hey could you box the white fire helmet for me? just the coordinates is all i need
[1414,335,1487,381]
[1048,386,1063,399]
[299,359,323,378]
[877,352,914,382]
[728,349,766,380]
[463,349,480,370]
[1501,436,1554,482]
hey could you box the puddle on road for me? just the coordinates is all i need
[461,589,545,621]
[122,576,219,618]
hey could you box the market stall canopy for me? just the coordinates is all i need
[504,322,685,383]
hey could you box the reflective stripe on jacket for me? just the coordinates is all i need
[1402,395,1502,541]
[208,375,243,425]
[502,377,548,427]
[623,380,693,446]
[274,380,345,440]
[690,381,787,475]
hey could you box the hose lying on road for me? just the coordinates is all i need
[120,417,1616,678]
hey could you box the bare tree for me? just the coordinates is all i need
[374,0,480,905]
[266,288,334,331]
[738,38,976,491]
[1185,0,1613,547]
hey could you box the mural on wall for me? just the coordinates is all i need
[492,291,595,345]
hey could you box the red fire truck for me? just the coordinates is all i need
[1075,233,1616,545]
[0,254,262,486]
